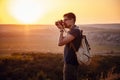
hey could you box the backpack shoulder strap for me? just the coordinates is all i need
[70,42,77,52]
[70,29,83,52]
[83,35,91,50]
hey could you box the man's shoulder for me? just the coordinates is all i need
[69,26,81,37]
[72,26,81,33]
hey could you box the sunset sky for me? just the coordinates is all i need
[0,0,120,24]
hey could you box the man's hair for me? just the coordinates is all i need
[63,12,76,23]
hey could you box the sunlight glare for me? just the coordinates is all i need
[8,0,45,24]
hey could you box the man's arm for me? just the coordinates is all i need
[58,30,75,46]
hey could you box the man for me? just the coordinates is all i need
[55,12,82,80]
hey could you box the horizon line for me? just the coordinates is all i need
[0,22,120,26]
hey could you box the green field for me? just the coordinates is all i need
[0,52,120,80]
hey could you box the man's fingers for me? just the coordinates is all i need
[57,23,63,29]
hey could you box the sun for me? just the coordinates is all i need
[7,0,45,24]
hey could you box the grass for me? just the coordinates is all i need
[0,52,120,80]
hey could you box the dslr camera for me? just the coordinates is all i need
[55,20,64,26]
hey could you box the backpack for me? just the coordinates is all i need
[70,29,92,65]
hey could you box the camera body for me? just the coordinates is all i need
[55,20,64,26]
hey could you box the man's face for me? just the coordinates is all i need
[63,16,74,28]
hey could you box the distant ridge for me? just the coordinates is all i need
[79,23,120,25]
[78,23,120,30]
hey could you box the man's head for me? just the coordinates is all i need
[63,12,76,28]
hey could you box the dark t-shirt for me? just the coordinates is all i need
[64,25,82,65]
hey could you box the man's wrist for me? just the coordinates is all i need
[60,29,64,32]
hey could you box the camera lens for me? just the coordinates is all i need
[55,20,64,26]
[55,21,58,26]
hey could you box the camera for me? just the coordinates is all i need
[55,20,64,26]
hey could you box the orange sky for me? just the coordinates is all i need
[0,0,120,24]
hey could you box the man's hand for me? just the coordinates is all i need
[56,23,63,30]
[55,20,65,30]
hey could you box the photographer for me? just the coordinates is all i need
[55,12,82,80]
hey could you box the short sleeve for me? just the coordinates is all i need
[69,29,80,37]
